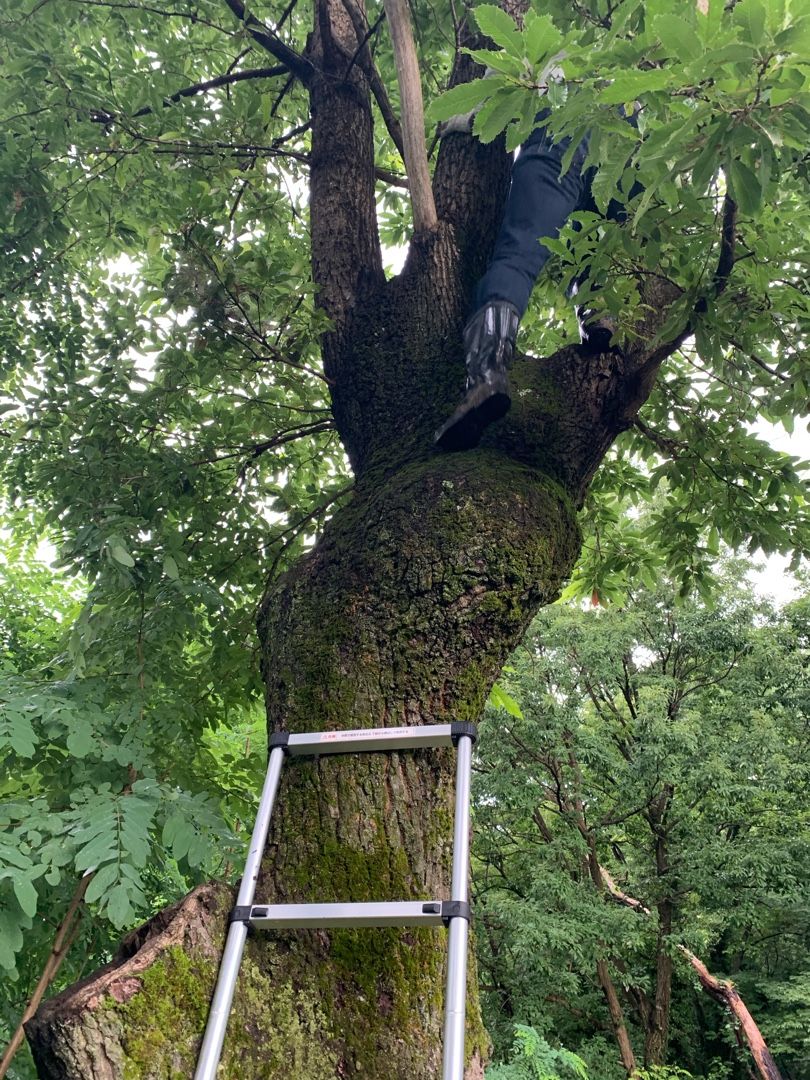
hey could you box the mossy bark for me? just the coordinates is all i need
[26,1,690,1076]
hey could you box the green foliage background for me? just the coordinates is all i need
[0,0,808,1075]
[476,566,810,1079]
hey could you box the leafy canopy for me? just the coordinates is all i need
[477,564,810,1078]
[0,0,808,1063]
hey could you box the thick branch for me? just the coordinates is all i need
[221,0,315,84]
[680,950,783,1080]
[600,867,784,1080]
[308,0,384,356]
[381,0,438,231]
[713,194,738,297]
[340,0,405,158]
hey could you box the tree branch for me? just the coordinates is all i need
[90,66,289,125]
[340,0,405,158]
[680,951,784,1080]
[307,0,384,356]
[381,0,438,231]
[221,0,315,84]
[0,874,92,1079]
[600,867,785,1080]
[713,194,738,298]
[66,0,235,36]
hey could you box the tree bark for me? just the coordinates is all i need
[27,3,691,1076]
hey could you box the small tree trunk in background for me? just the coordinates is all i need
[596,959,638,1076]
[643,786,675,1065]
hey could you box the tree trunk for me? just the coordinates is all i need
[643,786,675,1066]
[26,1,689,1074]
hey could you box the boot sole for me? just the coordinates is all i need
[434,380,511,452]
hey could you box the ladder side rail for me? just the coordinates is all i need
[442,732,474,1080]
[194,744,287,1080]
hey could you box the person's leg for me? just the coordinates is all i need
[569,110,643,349]
[474,116,591,318]
[435,118,590,451]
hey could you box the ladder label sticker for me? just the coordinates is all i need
[318,727,417,742]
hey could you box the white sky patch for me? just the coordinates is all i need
[750,418,809,604]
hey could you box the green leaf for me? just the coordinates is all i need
[488,682,524,719]
[774,17,810,57]
[691,129,724,191]
[163,554,179,580]
[734,0,767,46]
[426,78,501,123]
[66,718,98,758]
[109,543,135,567]
[473,89,526,144]
[105,882,135,927]
[727,157,762,215]
[522,11,564,64]
[13,876,37,917]
[84,863,119,905]
[652,14,703,61]
[472,5,523,57]
[598,69,673,105]
[0,709,38,757]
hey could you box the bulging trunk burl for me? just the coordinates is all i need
[27,0,689,1076]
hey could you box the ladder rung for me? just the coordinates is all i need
[273,723,474,757]
[240,900,465,929]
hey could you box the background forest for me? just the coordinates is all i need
[1,0,810,1074]
[1,534,809,1079]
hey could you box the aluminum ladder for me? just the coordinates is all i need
[194,721,476,1080]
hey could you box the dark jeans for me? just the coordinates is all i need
[474,112,638,318]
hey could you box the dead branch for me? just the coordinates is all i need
[381,0,438,231]
[599,866,784,1080]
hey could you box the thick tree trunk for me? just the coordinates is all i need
[26,262,681,1076]
[26,2,690,1074]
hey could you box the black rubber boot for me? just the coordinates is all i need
[434,300,520,452]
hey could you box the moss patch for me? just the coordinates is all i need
[111,944,338,1080]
